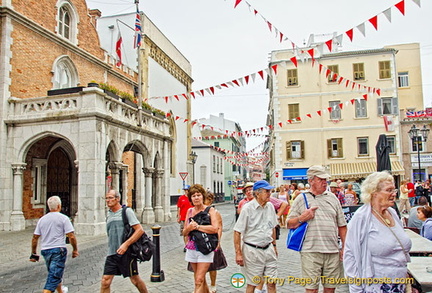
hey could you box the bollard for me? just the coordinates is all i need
[150,225,165,282]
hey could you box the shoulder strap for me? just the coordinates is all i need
[204,206,212,213]
[122,206,129,226]
[302,193,309,209]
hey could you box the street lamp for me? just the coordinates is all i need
[408,125,430,181]
[190,151,198,184]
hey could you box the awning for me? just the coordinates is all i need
[330,161,404,180]
[283,168,308,180]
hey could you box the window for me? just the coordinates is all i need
[213,155,216,173]
[379,61,391,79]
[52,56,78,89]
[387,135,396,154]
[32,159,47,205]
[353,63,365,80]
[355,99,367,118]
[286,141,304,160]
[398,71,409,87]
[287,69,298,86]
[329,100,341,120]
[327,138,343,158]
[357,137,369,156]
[288,104,300,120]
[328,65,338,82]
[377,97,398,115]
[412,137,424,152]
[59,6,71,39]
[214,142,219,147]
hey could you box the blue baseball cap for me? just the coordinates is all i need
[183,185,190,190]
[253,180,275,191]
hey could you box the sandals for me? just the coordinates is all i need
[210,286,217,293]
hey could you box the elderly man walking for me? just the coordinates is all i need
[234,180,279,293]
[287,166,347,293]
[30,196,79,293]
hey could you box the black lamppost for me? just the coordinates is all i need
[190,151,198,184]
[408,125,430,181]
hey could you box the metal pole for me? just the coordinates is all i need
[417,136,422,181]
[150,225,164,282]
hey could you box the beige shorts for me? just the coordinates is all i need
[242,244,277,286]
[300,252,342,289]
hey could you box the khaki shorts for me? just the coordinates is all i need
[242,244,277,286]
[300,252,342,289]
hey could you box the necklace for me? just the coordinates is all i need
[372,208,391,226]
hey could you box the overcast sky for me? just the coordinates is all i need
[87,0,432,151]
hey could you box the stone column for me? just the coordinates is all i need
[120,163,129,206]
[154,169,164,222]
[10,163,26,231]
[142,167,155,223]
[163,140,172,221]
[108,162,120,190]
[135,154,145,212]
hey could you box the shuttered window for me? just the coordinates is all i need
[328,65,339,82]
[287,69,298,86]
[353,63,365,80]
[288,104,300,120]
[379,61,391,79]
[377,97,398,115]
[286,141,304,160]
[355,99,367,118]
[327,138,343,158]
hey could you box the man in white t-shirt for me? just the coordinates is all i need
[31,196,79,293]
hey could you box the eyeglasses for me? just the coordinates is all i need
[381,189,398,194]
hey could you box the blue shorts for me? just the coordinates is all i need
[41,247,67,292]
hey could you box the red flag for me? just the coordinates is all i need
[199,89,204,96]
[325,39,333,52]
[278,122,283,128]
[174,95,179,101]
[346,29,354,41]
[244,75,250,84]
[209,87,215,94]
[232,80,240,86]
[296,117,302,121]
[369,15,378,30]
[339,103,343,109]
[350,99,355,105]
[328,107,333,113]
[395,0,405,15]
[376,89,381,96]
[279,32,284,43]
[338,76,344,84]
[234,0,242,8]
[307,48,315,59]
[290,57,298,67]
[115,32,122,67]
[258,70,265,80]
[164,96,168,103]
[271,64,278,74]
[220,83,228,88]
[182,93,188,100]
[189,92,195,99]
[306,114,312,118]
[319,64,323,74]
[267,21,272,32]
[363,94,368,101]
[317,110,322,116]
[254,9,258,15]
[325,69,331,78]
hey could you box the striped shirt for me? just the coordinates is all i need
[288,191,346,253]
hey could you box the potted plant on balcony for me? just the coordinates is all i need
[119,91,138,108]
[152,108,166,119]
[98,83,120,100]
[141,102,153,115]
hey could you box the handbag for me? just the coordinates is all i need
[286,193,309,251]
[189,206,219,255]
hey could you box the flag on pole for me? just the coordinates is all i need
[115,32,122,66]
[134,9,142,48]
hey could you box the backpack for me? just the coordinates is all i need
[122,206,155,262]
[415,185,424,197]
[189,206,218,255]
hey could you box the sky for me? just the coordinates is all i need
[86,0,432,151]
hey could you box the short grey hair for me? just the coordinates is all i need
[253,188,265,198]
[108,189,121,198]
[47,196,61,211]
[360,171,394,204]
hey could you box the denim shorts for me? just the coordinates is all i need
[41,247,67,292]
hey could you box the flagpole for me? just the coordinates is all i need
[135,0,143,126]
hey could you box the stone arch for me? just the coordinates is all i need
[51,55,80,89]
[55,0,80,44]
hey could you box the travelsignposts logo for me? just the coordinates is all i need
[231,273,246,288]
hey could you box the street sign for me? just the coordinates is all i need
[275,172,279,178]
[228,180,232,185]
[179,172,188,180]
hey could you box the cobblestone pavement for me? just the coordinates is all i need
[0,203,349,293]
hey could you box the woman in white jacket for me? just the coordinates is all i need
[343,171,411,293]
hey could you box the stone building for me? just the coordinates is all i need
[0,0,192,234]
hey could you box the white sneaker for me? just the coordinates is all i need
[61,286,69,293]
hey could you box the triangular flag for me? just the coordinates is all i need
[174,95,179,101]
[325,69,331,78]
[350,99,355,105]
[307,48,315,59]
[182,93,188,100]
[271,64,278,74]
[220,83,228,88]
[369,15,378,30]
[363,94,368,101]
[244,75,250,84]
[296,117,302,121]
[306,114,312,118]
[319,64,323,73]
[209,87,215,94]
[376,89,381,96]
[317,110,322,116]
[205,88,212,95]
[279,32,284,43]
[339,103,343,109]
[346,29,354,41]
[412,0,421,7]
[328,107,333,113]
[383,8,392,22]
[395,0,405,15]
[267,21,272,32]
[254,9,259,15]
[234,0,242,8]
[199,89,204,96]
[357,23,366,37]
[164,96,168,103]
[325,39,333,52]
[232,79,240,86]
[290,56,298,67]
[190,92,195,99]
[338,77,344,84]
[278,122,283,128]
[258,70,265,80]
[250,73,256,83]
